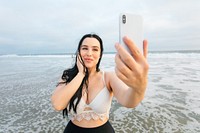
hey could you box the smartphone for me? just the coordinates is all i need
[119,13,143,53]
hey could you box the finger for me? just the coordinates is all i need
[77,54,84,66]
[115,43,137,70]
[76,53,80,62]
[76,54,84,71]
[123,36,141,58]
[115,54,132,77]
[143,40,148,59]
[76,55,80,65]
[115,67,128,83]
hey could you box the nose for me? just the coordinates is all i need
[86,49,92,56]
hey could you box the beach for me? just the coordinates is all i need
[0,51,200,133]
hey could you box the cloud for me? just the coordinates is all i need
[0,0,200,54]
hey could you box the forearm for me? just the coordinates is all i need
[122,86,146,108]
[110,71,147,108]
[51,72,85,111]
[124,77,148,108]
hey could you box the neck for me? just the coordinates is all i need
[88,68,98,77]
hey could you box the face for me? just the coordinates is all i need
[80,37,101,70]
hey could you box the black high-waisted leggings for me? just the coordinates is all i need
[64,120,115,133]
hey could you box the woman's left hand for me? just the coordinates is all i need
[115,36,149,94]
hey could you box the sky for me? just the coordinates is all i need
[0,0,200,54]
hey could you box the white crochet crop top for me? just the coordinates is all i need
[68,71,113,122]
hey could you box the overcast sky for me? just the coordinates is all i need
[0,0,200,54]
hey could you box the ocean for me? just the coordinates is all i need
[0,51,200,133]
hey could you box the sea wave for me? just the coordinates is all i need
[148,52,200,59]
[0,54,72,58]
[1,50,199,58]
[0,51,200,132]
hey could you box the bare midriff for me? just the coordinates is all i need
[71,118,108,128]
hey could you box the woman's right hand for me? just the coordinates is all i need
[77,54,85,75]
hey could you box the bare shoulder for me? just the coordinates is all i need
[104,71,117,81]
[104,71,114,82]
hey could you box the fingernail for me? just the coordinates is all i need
[123,36,129,41]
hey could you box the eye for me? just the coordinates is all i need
[93,48,99,51]
[81,47,88,50]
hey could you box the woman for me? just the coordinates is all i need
[51,33,149,133]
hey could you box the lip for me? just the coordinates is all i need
[84,58,93,62]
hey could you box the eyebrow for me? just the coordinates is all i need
[81,45,100,49]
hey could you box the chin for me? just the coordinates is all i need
[85,64,96,70]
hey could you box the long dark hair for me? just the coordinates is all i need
[58,33,104,117]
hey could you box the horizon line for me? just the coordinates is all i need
[1,49,200,56]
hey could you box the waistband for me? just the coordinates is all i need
[64,120,115,133]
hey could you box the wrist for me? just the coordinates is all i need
[77,72,85,78]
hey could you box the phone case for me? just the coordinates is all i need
[119,13,143,53]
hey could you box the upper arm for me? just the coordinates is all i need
[105,72,130,106]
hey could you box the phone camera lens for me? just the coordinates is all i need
[122,15,126,24]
